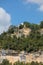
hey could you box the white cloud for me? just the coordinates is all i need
[0,7,11,34]
[38,5,43,11]
[25,0,43,4]
[24,0,43,11]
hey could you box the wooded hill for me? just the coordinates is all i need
[0,21,43,52]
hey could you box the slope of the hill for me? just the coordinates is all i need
[0,21,43,52]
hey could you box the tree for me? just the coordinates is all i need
[1,59,12,65]
[40,21,43,28]
[24,22,31,28]
[19,24,24,29]
[31,61,39,65]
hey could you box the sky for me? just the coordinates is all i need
[0,0,43,33]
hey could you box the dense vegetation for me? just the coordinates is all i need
[14,61,43,65]
[0,21,43,52]
[0,60,43,65]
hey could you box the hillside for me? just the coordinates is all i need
[11,26,31,38]
[0,21,43,52]
[4,21,43,38]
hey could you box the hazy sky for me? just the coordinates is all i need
[0,0,43,33]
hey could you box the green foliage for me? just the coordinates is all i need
[1,59,12,65]
[19,24,24,29]
[13,61,43,65]
[8,25,18,34]
[24,22,31,28]
[30,24,40,31]
[30,61,39,65]
[0,21,43,52]
[0,59,43,65]
[40,21,43,28]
